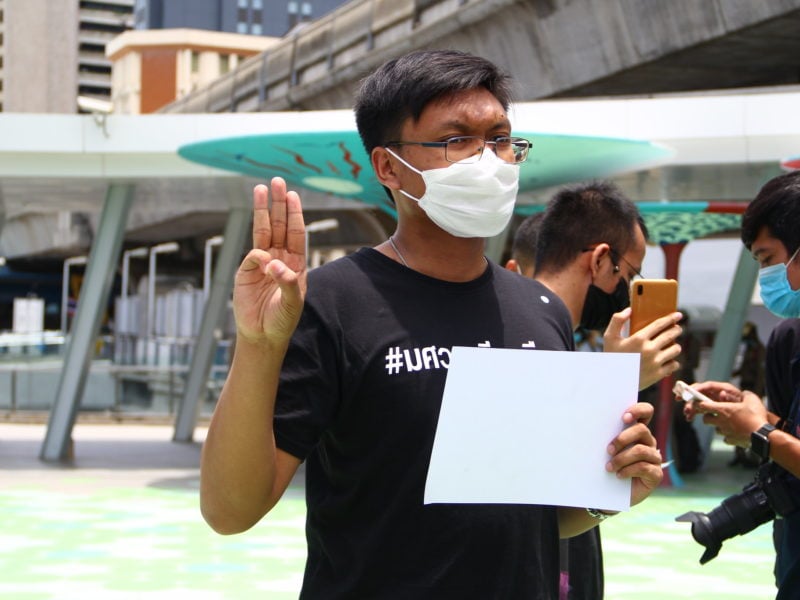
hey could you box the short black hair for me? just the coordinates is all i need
[511,212,545,273]
[535,181,644,274]
[741,170,800,256]
[354,49,513,157]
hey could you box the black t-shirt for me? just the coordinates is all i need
[766,319,800,419]
[275,248,574,599]
[765,319,800,593]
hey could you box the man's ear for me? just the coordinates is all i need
[372,147,401,190]
[505,258,520,274]
[589,243,612,276]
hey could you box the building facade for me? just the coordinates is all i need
[106,28,278,113]
[1,0,133,114]
[134,0,343,39]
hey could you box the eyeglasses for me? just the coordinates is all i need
[385,136,531,164]
[610,248,643,282]
[582,246,644,282]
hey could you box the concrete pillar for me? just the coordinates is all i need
[40,184,134,462]
[173,180,250,442]
[696,243,759,459]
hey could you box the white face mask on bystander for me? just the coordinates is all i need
[386,148,519,238]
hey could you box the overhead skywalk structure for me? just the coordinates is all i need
[0,112,368,461]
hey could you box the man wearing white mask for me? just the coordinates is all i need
[683,170,800,599]
[200,49,664,599]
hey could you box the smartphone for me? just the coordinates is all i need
[672,380,714,404]
[629,278,678,333]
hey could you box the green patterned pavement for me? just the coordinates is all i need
[0,424,778,599]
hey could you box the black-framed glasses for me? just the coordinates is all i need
[610,248,644,281]
[582,246,644,282]
[385,136,531,164]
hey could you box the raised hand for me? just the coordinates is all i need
[233,178,307,346]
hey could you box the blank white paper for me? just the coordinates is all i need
[424,346,641,512]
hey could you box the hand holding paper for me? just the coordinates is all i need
[424,347,663,512]
[605,401,663,508]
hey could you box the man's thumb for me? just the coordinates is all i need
[605,307,632,337]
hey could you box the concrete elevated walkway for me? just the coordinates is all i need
[162,0,800,113]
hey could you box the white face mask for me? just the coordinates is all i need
[385,147,519,238]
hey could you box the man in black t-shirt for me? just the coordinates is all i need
[684,170,800,599]
[200,49,665,599]
[508,182,683,599]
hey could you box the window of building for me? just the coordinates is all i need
[236,21,247,34]
[251,22,262,35]
[301,2,312,17]
[252,0,263,8]
[191,51,200,73]
[238,0,249,7]
[219,54,230,74]
[287,1,298,29]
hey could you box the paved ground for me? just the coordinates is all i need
[0,420,778,599]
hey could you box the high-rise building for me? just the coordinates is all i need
[134,0,343,39]
[78,0,135,107]
[1,0,133,114]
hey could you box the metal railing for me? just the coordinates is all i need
[0,335,230,416]
[0,360,229,416]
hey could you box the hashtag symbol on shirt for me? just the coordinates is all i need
[385,346,404,375]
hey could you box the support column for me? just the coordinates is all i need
[173,181,250,442]
[655,242,686,487]
[41,183,134,462]
[695,244,758,454]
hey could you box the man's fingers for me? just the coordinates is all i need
[252,185,271,250]
[285,190,306,257]
[639,312,683,344]
[604,307,631,339]
[266,260,303,308]
[270,177,288,249]
[239,249,272,273]
[623,402,654,425]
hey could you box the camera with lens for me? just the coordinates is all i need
[676,462,799,564]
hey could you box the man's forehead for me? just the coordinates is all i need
[751,229,783,258]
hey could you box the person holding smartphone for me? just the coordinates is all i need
[682,170,800,599]
[506,181,683,599]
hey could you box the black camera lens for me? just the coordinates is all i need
[676,482,775,564]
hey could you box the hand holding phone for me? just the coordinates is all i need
[629,279,679,333]
[673,380,714,404]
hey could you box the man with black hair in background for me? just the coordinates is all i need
[686,170,800,599]
[507,181,683,598]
